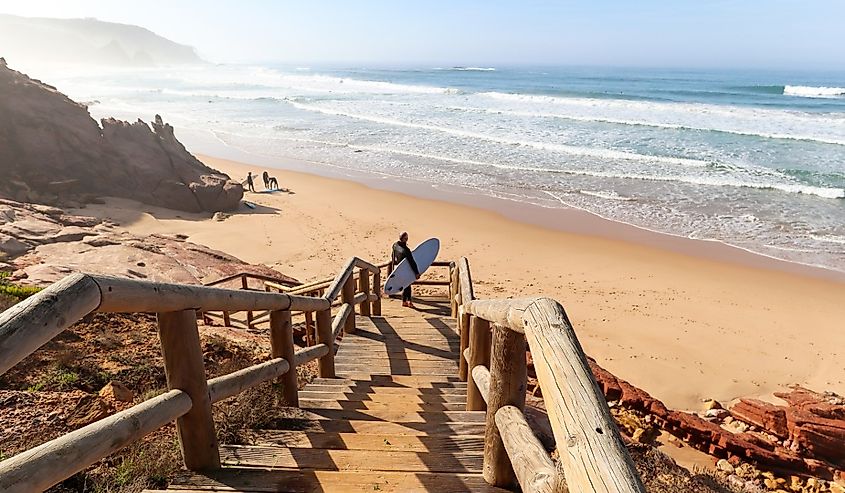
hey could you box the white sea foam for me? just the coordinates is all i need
[579,190,635,201]
[783,85,845,98]
[287,100,712,167]
[478,91,845,146]
[442,104,845,146]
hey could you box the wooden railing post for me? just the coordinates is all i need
[359,269,371,317]
[342,274,356,334]
[241,275,254,330]
[270,309,298,407]
[483,324,527,488]
[458,306,471,382]
[372,268,382,316]
[315,308,335,377]
[466,315,491,411]
[450,262,459,318]
[304,311,314,345]
[157,309,220,470]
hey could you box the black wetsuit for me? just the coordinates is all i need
[392,241,420,302]
[246,174,255,192]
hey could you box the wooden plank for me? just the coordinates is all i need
[299,398,467,412]
[309,375,465,385]
[278,407,486,423]
[248,431,485,452]
[523,298,644,493]
[338,369,459,377]
[263,418,486,436]
[219,445,483,473]
[162,469,510,492]
[302,385,467,396]
[334,351,457,361]
[297,391,467,404]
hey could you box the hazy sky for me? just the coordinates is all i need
[1,0,844,69]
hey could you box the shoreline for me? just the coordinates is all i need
[183,130,845,284]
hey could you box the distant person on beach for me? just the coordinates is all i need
[268,176,279,190]
[262,170,270,190]
[245,172,256,192]
[392,231,420,308]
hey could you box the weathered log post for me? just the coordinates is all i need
[304,311,314,344]
[483,324,527,488]
[359,268,372,317]
[157,309,220,470]
[241,275,254,330]
[315,308,335,377]
[466,316,491,411]
[458,306,471,381]
[372,268,382,316]
[342,274,356,334]
[270,309,298,407]
[450,262,459,318]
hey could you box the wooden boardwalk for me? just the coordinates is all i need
[151,298,508,492]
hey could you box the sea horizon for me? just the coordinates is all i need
[17,61,845,275]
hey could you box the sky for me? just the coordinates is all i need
[1,0,844,69]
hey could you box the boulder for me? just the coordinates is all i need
[0,62,242,213]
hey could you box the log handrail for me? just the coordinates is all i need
[204,271,298,289]
[454,257,644,493]
[0,254,385,492]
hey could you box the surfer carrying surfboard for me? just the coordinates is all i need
[392,232,420,308]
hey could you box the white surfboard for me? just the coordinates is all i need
[384,238,440,295]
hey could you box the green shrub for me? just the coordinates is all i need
[0,272,42,301]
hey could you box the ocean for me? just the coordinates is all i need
[32,63,845,274]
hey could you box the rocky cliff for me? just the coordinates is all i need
[0,59,242,213]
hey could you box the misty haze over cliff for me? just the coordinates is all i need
[0,14,203,68]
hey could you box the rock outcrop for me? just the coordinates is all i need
[0,60,242,213]
[0,199,295,287]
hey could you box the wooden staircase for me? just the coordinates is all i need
[153,298,509,492]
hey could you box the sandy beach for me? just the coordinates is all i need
[77,154,845,412]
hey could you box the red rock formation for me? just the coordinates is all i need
[0,59,242,213]
[536,355,845,481]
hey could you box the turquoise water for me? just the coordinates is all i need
[33,63,845,273]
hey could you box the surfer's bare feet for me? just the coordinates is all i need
[407,301,416,309]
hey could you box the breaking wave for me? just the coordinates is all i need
[783,85,845,98]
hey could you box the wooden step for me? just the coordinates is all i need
[302,384,466,396]
[249,430,485,452]
[333,359,458,368]
[309,376,465,385]
[220,445,483,473]
[159,469,509,492]
[281,407,485,423]
[297,391,467,404]
[299,398,467,412]
[265,418,486,435]
[337,369,458,377]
